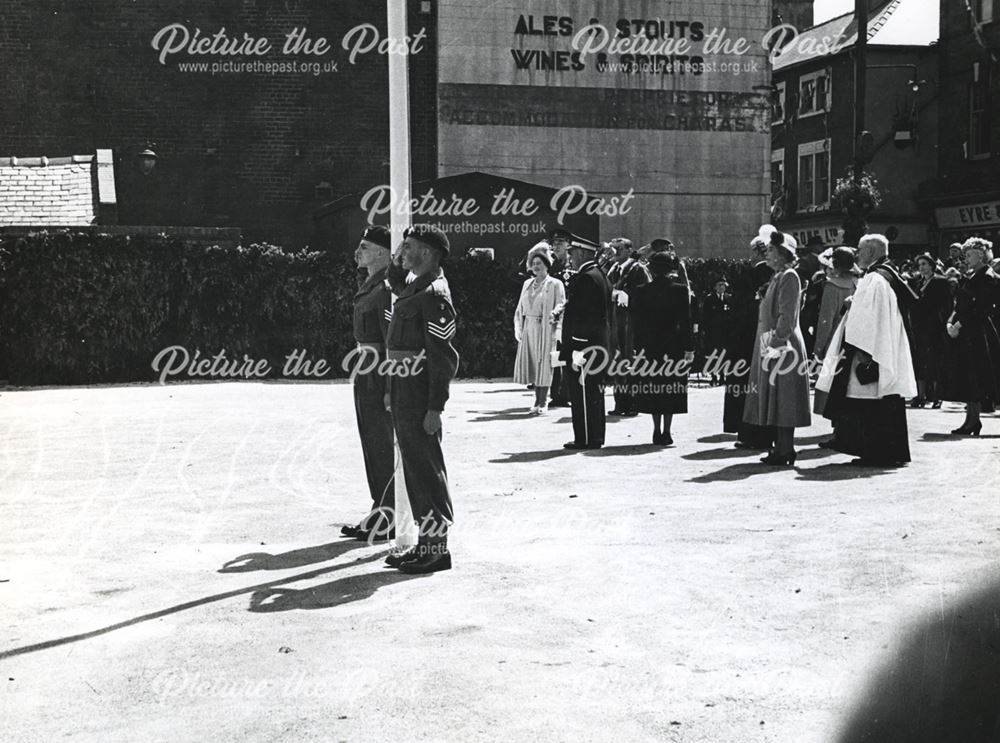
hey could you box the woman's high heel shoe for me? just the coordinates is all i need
[760,450,796,466]
[908,397,927,409]
[951,422,983,437]
[931,400,942,409]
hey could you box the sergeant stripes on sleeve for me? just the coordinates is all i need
[428,319,456,340]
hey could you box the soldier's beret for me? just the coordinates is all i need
[405,223,450,256]
[362,224,391,250]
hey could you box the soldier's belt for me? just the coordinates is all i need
[386,349,422,361]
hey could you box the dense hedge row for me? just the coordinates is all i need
[0,231,757,385]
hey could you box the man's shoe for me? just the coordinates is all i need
[355,528,395,543]
[397,548,452,574]
[608,409,625,416]
[563,441,602,450]
[385,547,418,568]
[340,524,363,538]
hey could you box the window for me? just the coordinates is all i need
[798,69,831,117]
[773,82,786,123]
[970,63,991,158]
[771,149,785,201]
[797,140,831,210]
[975,0,994,23]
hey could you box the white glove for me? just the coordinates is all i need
[613,290,629,308]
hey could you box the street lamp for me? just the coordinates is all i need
[137,142,158,175]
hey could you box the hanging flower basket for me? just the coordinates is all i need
[830,168,883,215]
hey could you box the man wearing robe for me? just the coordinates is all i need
[815,234,917,465]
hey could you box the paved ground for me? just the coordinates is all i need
[1,381,999,742]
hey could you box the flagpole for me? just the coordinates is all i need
[387,0,417,550]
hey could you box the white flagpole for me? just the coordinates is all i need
[387,0,417,550]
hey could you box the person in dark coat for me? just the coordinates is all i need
[796,236,824,357]
[629,251,694,445]
[606,237,649,416]
[559,240,613,449]
[943,238,1000,436]
[908,253,953,409]
[723,229,775,451]
[700,277,733,385]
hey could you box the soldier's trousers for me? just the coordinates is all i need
[567,365,606,446]
[353,381,395,528]
[391,409,453,545]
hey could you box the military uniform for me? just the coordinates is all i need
[351,266,395,531]
[560,259,613,448]
[386,268,459,546]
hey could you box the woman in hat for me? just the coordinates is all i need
[723,226,776,450]
[513,243,566,414]
[941,238,1000,435]
[743,231,811,465]
[908,252,952,408]
[813,247,860,361]
[629,251,694,444]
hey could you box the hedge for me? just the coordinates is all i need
[0,230,756,385]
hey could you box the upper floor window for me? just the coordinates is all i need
[969,62,992,159]
[798,70,831,117]
[974,0,994,24]
[771,149,785,202]
[798,140,831,210]
[773,82,786,123]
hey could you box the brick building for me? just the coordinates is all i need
[919,0,1000,251]
[771,0,939,253]
[0,0,436,248]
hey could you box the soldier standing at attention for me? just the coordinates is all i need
[383,224,459,574]
[341,225,396,543]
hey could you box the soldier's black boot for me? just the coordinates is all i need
[397,543,451,574]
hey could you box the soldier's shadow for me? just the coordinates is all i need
[248,571,427,612]
[490,449,577,463]
[470,407,542,422]
[836,576,1000,742]
[219,541,363,573]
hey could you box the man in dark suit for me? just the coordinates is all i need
[560,239,613,449]
[700,277,733,385]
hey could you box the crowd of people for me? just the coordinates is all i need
[510,225,1000,465]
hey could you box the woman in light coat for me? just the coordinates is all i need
[743,231,812,465]
[513,244,566,413]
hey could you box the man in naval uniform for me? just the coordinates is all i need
[560,239,613,449]
[341,225,396,543]
[383,224,460,574]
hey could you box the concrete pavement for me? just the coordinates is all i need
[1,381,998,742]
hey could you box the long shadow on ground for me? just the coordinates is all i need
[220,541,363,573]
[0,544,387,661]
[249,571,426,612]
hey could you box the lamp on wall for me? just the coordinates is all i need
[137,142,158,175]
